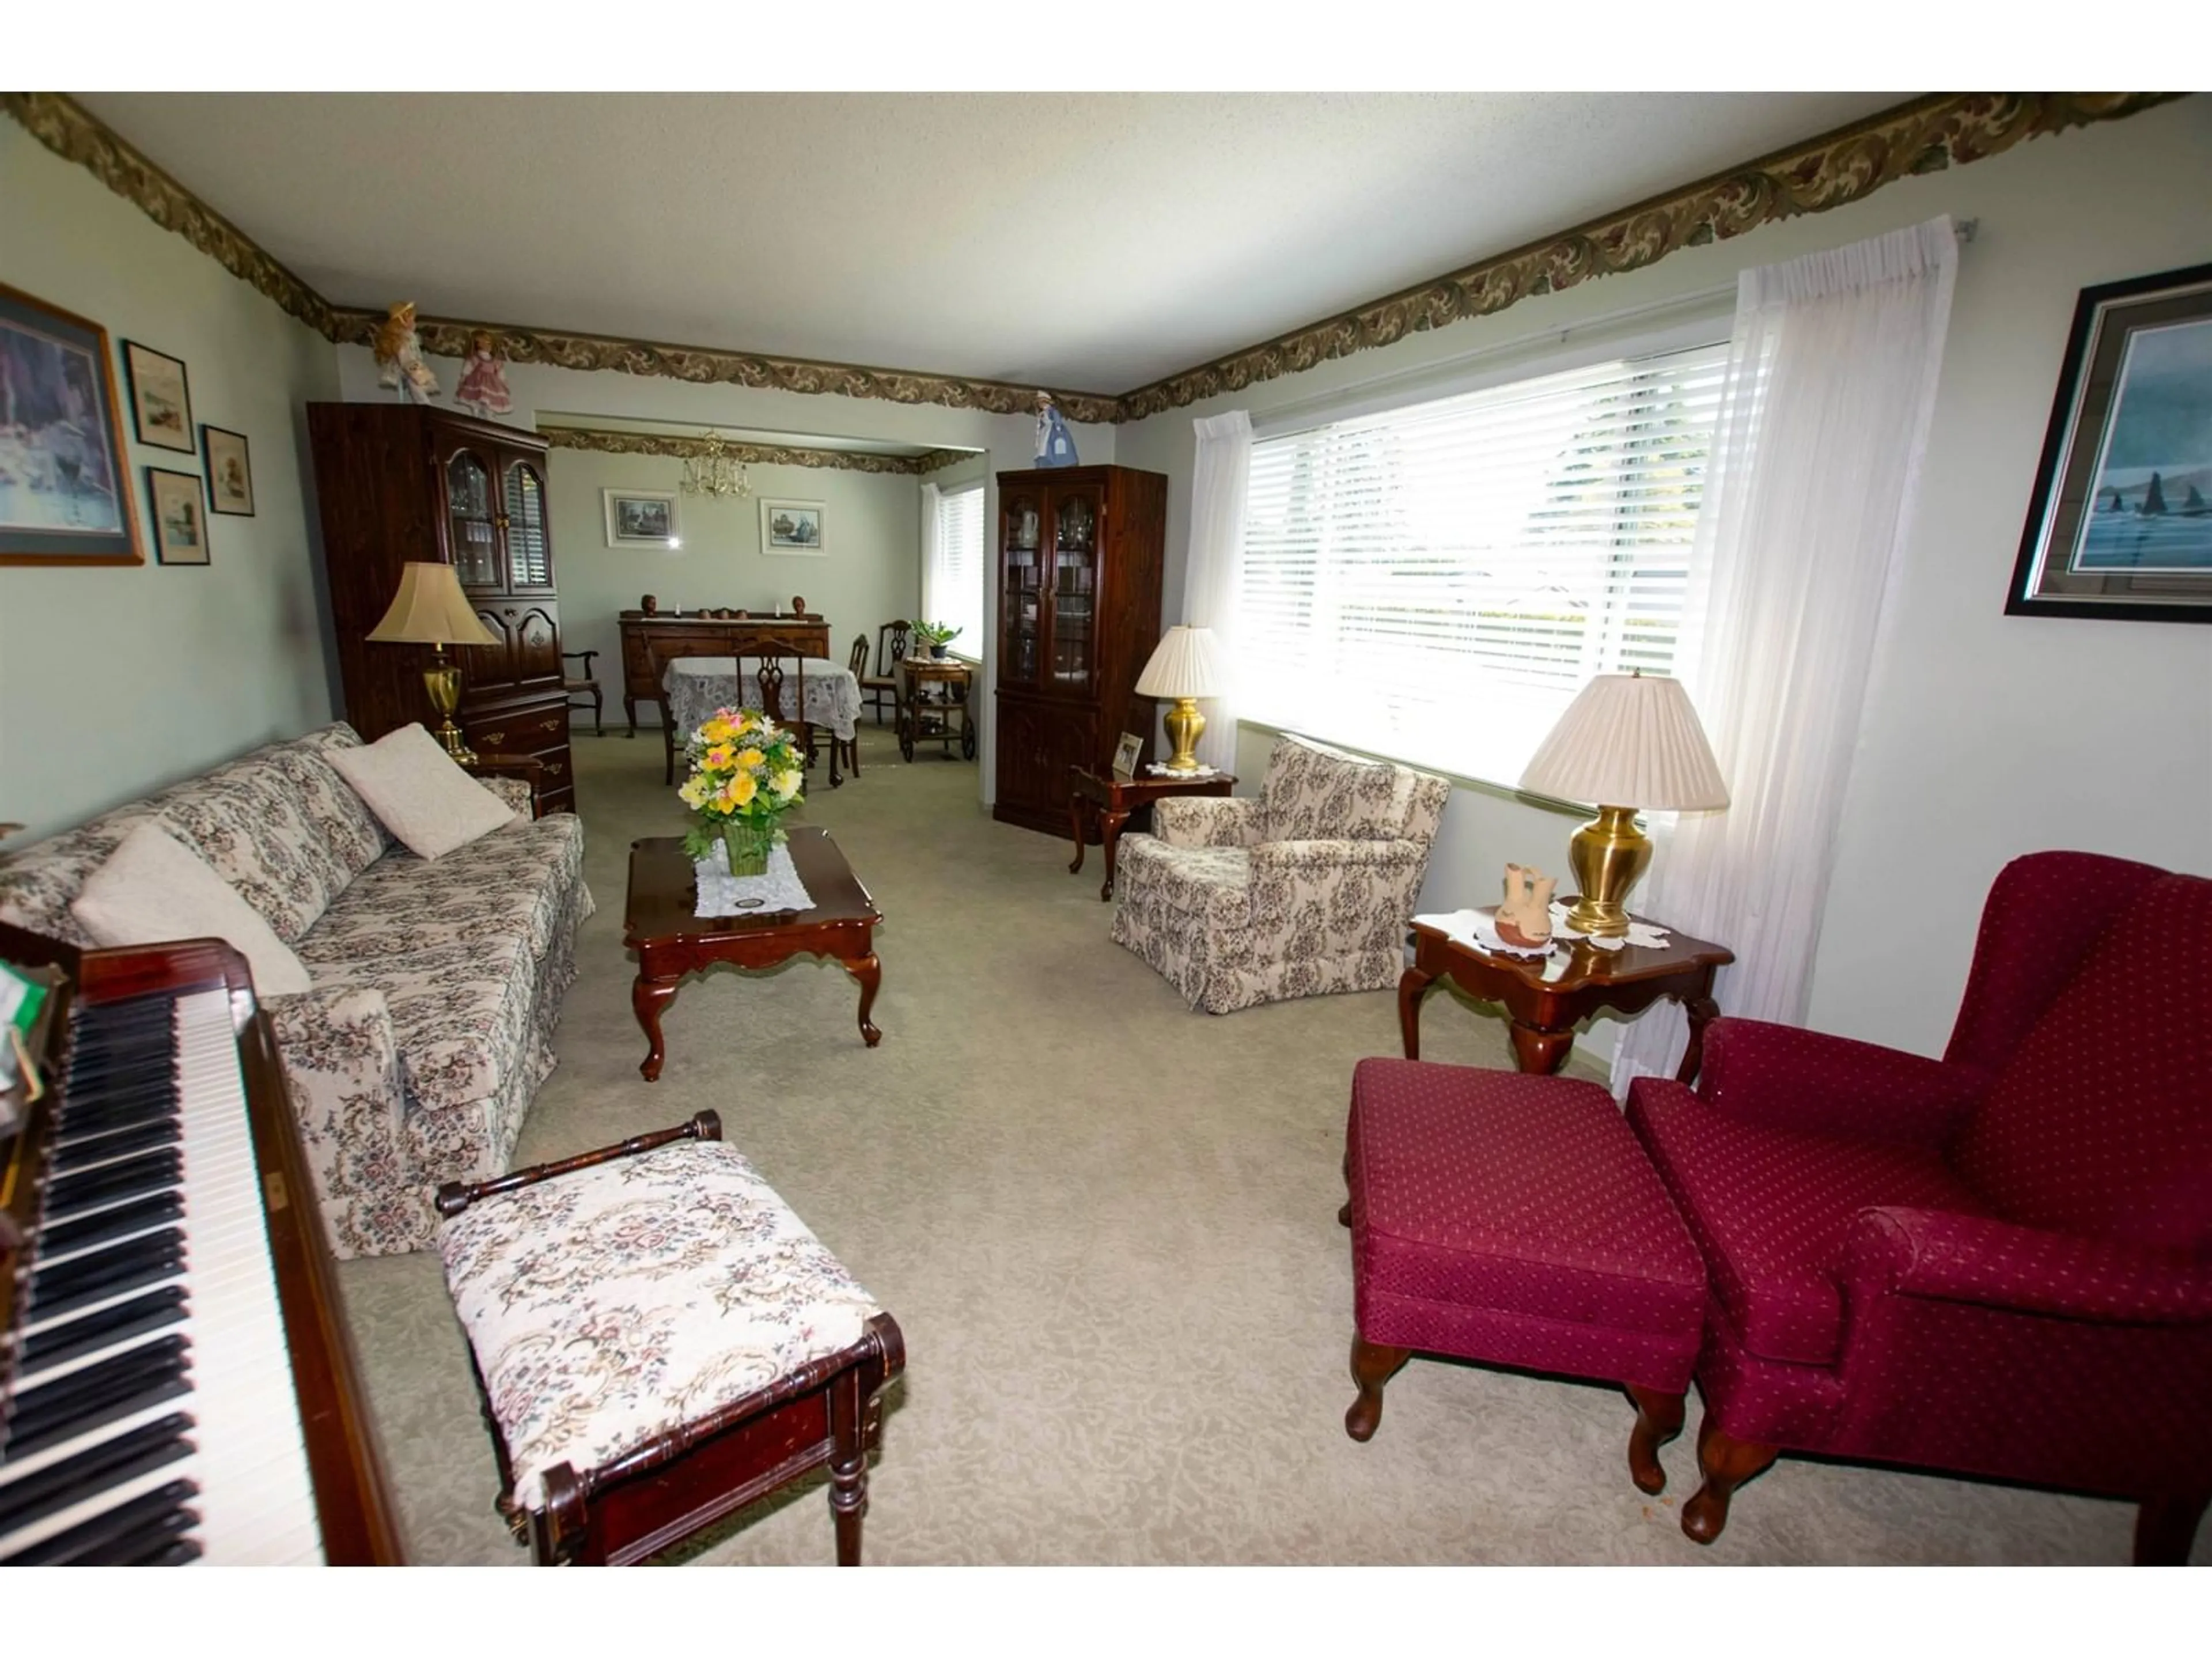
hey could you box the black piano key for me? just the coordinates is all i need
[7,1335,192,1442]
[17,1287,191,1376]
[130,1537,203,1566]
[4,1362,194,1461]
[0,1480,200,1566]
[51,1118,183,1165]
[28,1232,186,1314]
[47,1098,179,1143]
[34,1193,185,1260]
[55,1087,179,1128]
[44,1149,183,1213]
[0,1416,195,1528]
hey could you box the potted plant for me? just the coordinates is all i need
[913,620,963,659]
[678,706,807,875]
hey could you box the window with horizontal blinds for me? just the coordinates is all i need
[1240,339,1729,788]
[927,483,986,658]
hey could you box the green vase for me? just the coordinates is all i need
[721,817,778,877]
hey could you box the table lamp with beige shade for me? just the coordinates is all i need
[366,561,501,765]
[1517,669,1729,939]
[1133,624,1225,774]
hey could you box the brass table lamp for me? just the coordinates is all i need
[1518,670,1729,938]
[366,562,501,764]
[1133,625,1225,774]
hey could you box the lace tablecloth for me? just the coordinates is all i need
[664,656,861,743]
[694,841,815,916]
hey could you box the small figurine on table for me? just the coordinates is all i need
[372,302,440,404]
[1496,863,1556,948]
[1034,391,1080,468]
[453,329,513,418]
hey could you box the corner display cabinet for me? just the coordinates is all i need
[306,405,576,814]
[993,464,1166,836]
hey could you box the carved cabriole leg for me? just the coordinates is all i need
[1508,1021,1575,1075]
[1680,1411,1779,1545]
[1396,965,1434,1060]
[828,1368,869,1565]
[1677,991,1722,1085]
[1069,791,1088,875]
[844,953,883,1047]
[1344,1336,1412,1443]
[1623,1384,1686,1495]
[1099,808,1131,902]
[632,975,678,1081]
[2135,1492,2210,1565]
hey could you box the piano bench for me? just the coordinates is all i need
[433,1112,904,1566]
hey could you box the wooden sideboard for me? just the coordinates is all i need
[618,612,832,736]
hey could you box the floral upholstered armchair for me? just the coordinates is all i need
[1109,734,1451,1014]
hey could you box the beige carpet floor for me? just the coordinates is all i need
[332,724,2184,1566]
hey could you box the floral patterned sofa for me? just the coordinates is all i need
[0,721,592,1258]
[1109,733,1451,1014]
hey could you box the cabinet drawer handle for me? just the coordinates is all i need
[504,607,517,617]
[542,717,562,733]
[483,729,506,745]
[546,761,566,776]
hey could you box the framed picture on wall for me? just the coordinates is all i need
[122,339,196,453]
[604,487,680,547]
[760,498,825,555]
[146,467,209,565]
[2008,259,2212,622]
[200,424,255,516]
[0,281,143,566]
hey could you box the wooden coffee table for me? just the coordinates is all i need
[623,828,883,1081]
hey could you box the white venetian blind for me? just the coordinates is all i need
[926,482,987,657]
[1240,339,1729,787]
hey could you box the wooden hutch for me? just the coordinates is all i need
[306,405,576,814]
[993,464,1166,836]
[615,603,832,737]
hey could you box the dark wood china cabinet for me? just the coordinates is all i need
[306,406,576,814]
[992,464,1165,836]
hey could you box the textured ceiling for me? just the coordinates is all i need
[75,92,1911,393]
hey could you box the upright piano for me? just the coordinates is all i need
[0,926,403,1565]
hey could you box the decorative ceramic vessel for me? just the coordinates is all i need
[722,817,779,877]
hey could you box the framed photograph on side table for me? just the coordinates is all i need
[2008,260,2212,622]
[1111,731,1143,782]
[122,339,195,453]
[0,282,143,566]
[146,467,210,565]
[761,498,825,555]
[604,487,679,547]
[200,425,255,516]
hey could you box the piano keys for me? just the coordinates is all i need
[0,929,402,1565]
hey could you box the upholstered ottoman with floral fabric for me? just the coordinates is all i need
[435,1112,905,1566]
[1342,1059,1707,1499]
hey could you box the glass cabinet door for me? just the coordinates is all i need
[444,449,501,589]
[502,458,553,591]
[1048,486,1102,691]
[1001,487,1045,687]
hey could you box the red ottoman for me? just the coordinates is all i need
[1343,1058,1707,1495]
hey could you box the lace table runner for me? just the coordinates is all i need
[694,842,816,916]
[1414,904,1672,959]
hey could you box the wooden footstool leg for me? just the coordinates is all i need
[1624,1384,1687,1495]
[1344,1336,1412,1443]
[828,1365,870,1564]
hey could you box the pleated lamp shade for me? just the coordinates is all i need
[1519,672,1729,810]
[366,562,499,647]
[1134,626,1225,699]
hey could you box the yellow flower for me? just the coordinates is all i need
[771,768,803,800]
[704,744,735,770]
[726,772,757,808]
[737,747,765,770]
[699,715,733,744]
[678,777,709,808]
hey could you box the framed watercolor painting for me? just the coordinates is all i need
[0,282,143,566]
[760,498,825,555]
[2009,260,2212,622]
[147,467,210,565]
[201,424,255,516]
[123,339,195,453]
[603,486,679,547]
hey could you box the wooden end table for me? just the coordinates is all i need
[623,828,883,1081]
[896,658,976,762]
[1399,907,1733,1081]
[1067,766,1237,901]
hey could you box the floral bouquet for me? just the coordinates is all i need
[677,706,806,874]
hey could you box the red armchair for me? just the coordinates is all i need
[1626,850,2212,1563]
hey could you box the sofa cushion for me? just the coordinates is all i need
[327,725,515,860]
[306,928,537,1115]
[269,727,390,882]
[1114,839,1249,928]
[71,821,313,994]
[1629,1083,1991,1367]
[1259,734,1406,842]
[153,748,342,942]
[295,813,585,968]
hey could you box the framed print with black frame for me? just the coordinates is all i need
[122,339,195,453]
[2008,260,2212,622]
[200,424,255,516]
[146,466,210,565]
[0,281,143,566]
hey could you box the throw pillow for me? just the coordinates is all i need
[70,821,315,995]
[326,724,515,860]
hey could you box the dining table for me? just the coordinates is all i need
[662,655,863,744]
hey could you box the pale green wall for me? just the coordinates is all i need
[1119,96,2212,1062]
[1,120,340,840]
[546,448,923,730]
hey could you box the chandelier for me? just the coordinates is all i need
[681,429,752,499]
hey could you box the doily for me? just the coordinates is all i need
[694,842,815,917]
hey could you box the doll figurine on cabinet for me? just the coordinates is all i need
[1033,391,1079,468]
[372,302,440,404]
[1496,863,1556,948]
[453,331,513,418]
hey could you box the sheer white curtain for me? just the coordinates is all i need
[1613,216,1960,1090]
[1181,410,1253,772]
[918,482,941,630]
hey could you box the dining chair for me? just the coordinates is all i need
[862,622,909,727]
[562,649,604,737]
